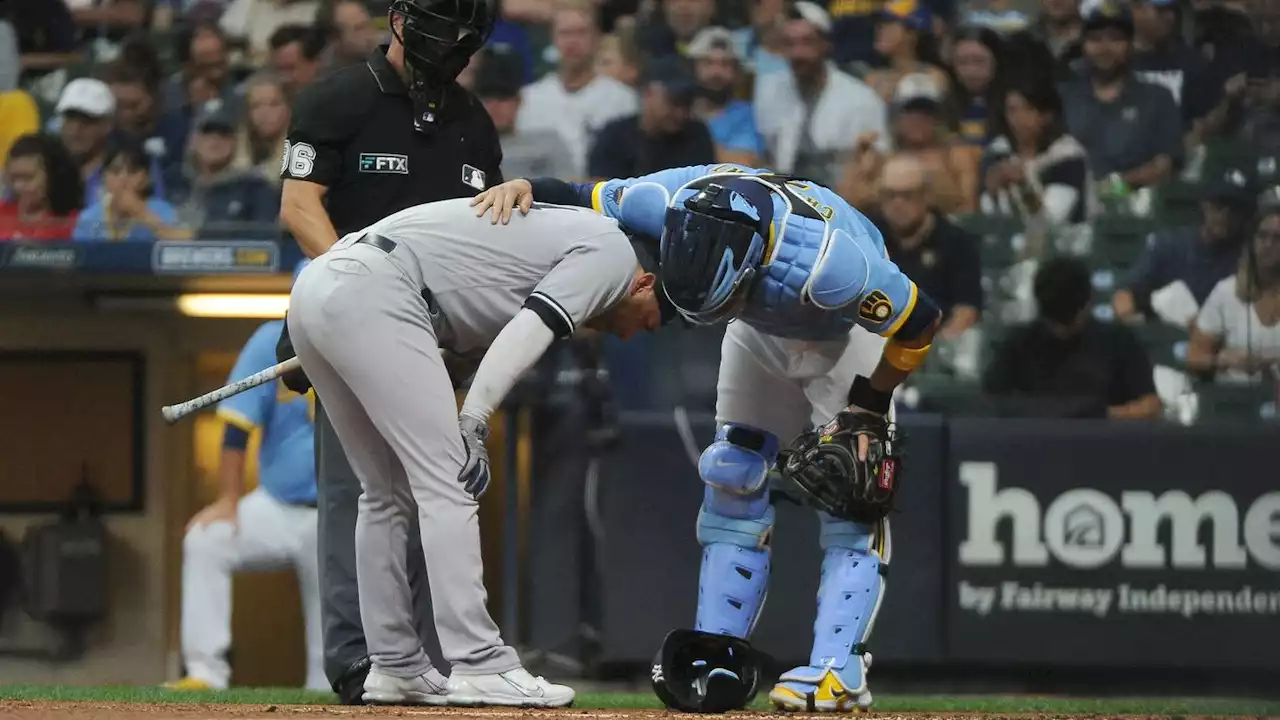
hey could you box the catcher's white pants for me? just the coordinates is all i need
[179,487,326,690]
[715,320,889,439]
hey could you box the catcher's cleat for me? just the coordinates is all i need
[161,677,213,691]
[769,662,874,713]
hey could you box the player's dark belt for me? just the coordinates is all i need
[354,233,398,253]
[352,233,443,321]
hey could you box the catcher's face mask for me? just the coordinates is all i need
[651,629,762,713]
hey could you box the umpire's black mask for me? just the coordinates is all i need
[390,0,493,120]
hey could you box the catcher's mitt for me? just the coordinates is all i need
[778,411,902,524]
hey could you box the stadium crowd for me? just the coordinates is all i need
[0,0,1277,420]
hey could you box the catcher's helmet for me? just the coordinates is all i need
[390,0,494,88]
[659,177,775,326]
[651,629,763,713]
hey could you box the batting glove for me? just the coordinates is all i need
[458,414,491,500]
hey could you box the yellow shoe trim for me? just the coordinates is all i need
[162,677,212,691]
[769,671,866,713]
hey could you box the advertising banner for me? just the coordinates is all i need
[947,420,1280,669]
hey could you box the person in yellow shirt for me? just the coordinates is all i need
[0,90,39,161]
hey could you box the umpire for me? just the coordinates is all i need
[275,0,502,704]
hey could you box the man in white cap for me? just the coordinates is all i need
[687,26,765,167]
[755,1,888,187]
[55,77,116,206]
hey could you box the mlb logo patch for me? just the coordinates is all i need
[462,164,487,191]
[359,153,409,174]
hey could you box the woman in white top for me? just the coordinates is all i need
[1187,204,1280,384]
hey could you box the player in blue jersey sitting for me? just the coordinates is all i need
[473,165,940,713]
[166,261,326,692]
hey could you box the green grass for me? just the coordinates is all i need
[1,685,1277,716]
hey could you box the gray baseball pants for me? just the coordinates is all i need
[288,239,520,679]
[313,400,443,685]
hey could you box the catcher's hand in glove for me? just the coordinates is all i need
[779,409,901,524]
[458,414,491,500]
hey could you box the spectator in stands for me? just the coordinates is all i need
[638,0,716,59]
[1131,0,1213,133]
[1113,167,1256,325]
[839,73,976,214]
[486,0,537,84]
[596,31,641,87]
[983,255,1163,419]
[518,0,638,179]
[1240,73,1280,160]
[476,48,574,180]
[317,0,377,72]
[870,155,984,341]
[730,0,787,81]
[269,24,323,99]
[4,0,80,87]
[55,78,116,205]
[688,27,764,166]
[162,23,237,119]
[1188,1,1264,145]
[949,26,1004,147]
[166,103,280,240]
[0,134,83,242]
[0,27,39,162]
[73,140,185,242]
[1032,0,1083,79]
[219,0,321,65]
[757,2,887,188]
[981,75,1096,252]
[234,73,290,185]
[1059,0,1181,193]
[1187,202,1280,383]
[588,55,715,178]
[102,60,188,188]
[864,0,950,105]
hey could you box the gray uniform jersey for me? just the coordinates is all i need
[350,198,640,354]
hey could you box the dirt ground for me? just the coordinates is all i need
[0,702,1237,720]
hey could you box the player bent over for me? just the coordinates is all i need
[286,198,668,707]
[474,165,940,713]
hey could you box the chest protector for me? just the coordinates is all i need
[741,177,862,341]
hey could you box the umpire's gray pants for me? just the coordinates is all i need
[314,400,443,684]
[289,239,520,679]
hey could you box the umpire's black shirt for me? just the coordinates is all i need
[280,46,503,235]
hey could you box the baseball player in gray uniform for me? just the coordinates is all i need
[286,197,665,707]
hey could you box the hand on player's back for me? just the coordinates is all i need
[471,179,535,225]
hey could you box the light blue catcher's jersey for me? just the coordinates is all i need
[217,320,317,505]
[586,164,921,341]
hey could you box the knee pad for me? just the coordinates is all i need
[802,515,890,692]
[697,423,779,522]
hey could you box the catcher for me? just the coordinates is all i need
[472,165,940,713]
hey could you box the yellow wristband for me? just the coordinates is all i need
[883,340,932,372]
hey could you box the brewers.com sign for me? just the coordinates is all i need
[946,421,1280,669]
